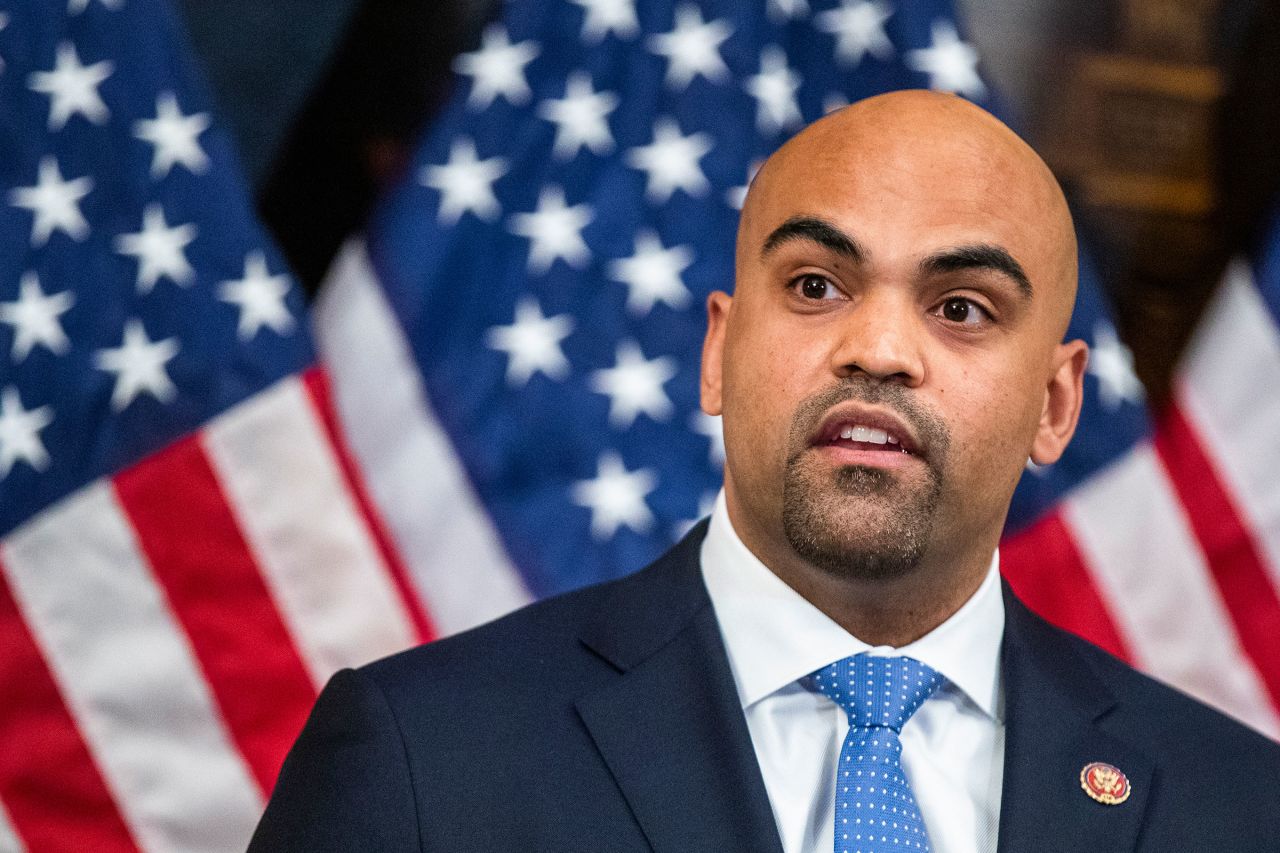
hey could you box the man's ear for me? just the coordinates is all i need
[1030,339,1089,466]
[701,291,732,416]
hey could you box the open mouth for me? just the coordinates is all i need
[809,405,923,460]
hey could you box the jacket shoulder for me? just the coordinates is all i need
[359,519,710,715]
[1015,596,1280,771]
[364,571,615,688]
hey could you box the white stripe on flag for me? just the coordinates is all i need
[1177,260,1280,591]
[1064,445,1280,737]
[203,375,416,684]
[0,482,262,853]
[0,799,25,853]
[313,239,533,635]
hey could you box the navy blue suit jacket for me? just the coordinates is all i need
[250,523,1280,851]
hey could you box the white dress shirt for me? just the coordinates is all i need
[699,492,1005,853]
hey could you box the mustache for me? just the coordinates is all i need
[786,377,951,463]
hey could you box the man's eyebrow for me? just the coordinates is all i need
[760,216,865,263]
[921,244,1033,299]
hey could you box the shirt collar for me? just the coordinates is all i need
[699,491,1004,721]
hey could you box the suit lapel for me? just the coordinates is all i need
[575,524,784,853]
[997,587,1153,853]
[575,532,1162,852]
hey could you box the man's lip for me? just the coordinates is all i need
[809,402,924,457]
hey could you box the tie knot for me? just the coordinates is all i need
[809,654,942,731]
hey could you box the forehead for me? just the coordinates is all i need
[739,114,1066,276]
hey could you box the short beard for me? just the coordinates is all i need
[781,380,948,581]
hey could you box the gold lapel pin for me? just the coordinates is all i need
[1080,761,1131,805]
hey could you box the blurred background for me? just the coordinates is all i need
[186,0,1280,409]
[6,1,1280,849]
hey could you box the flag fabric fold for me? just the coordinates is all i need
[0,1,427,850]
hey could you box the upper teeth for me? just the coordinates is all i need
[839,425,899,445]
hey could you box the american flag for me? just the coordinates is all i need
[2,0,1278,850]
[0,0,430,850]
[319,1,1150,650]
[1003,233,1280,741]
[322,0,1145,613]
[317,0,1280,747]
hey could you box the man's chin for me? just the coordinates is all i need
[781,463,940,581]
[785,516,930,582]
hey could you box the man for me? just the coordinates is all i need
[250,91,1280,851]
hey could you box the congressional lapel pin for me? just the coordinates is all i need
[1080,761,1131,805]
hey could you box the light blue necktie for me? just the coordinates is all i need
[810,654,943,853]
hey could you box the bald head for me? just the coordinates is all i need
[739,90,1078,334]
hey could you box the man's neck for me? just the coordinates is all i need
[771,560,991,647]
[731,518,997,647]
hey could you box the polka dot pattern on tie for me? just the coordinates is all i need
[809,654,943,853]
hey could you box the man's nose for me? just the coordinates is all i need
[828,290,925,385]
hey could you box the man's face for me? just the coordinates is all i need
[701,97,1083,582]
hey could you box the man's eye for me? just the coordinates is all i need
[794,274,838,300]
[938,296,990,325]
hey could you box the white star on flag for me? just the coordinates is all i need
[93,319,180,411]
[1089,321,1146,410]
[816,0,895,66]
[218,251,295,340]
[607,230,694,315]
[0,14,9,75]
[624,117,713,203]
[767,0,809,22]
[691,410,725,467]
[420,137,508,225]
[485,297,575,386]
[675,489,720,539]
[8,155,93,247]
[68,0,122,14]
[0,386,54,479]
[0,272,75,361]
[647,4,733,90]
[905,19,986,98]
[114,203,197,293]
[453,24,540,110]
[537,72,619,160]
[568,0,639,43]
[508,185,595,273]
[589,339,678,428]
[745,46,803,134]
[133,91,211,179]
[572,451,657,540]
[726,159,764,210]
[27,41,113,130]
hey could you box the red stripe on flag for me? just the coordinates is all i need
[302,367,437,643]
[113,436,317,795]
[1155,404,1280,708]
[0,563,138,853]
[1001,510,1132,661]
